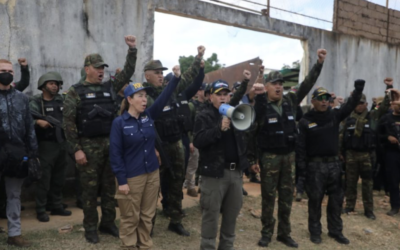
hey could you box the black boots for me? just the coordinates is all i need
[168,222,190,236]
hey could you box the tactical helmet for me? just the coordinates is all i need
[37,71,63,90]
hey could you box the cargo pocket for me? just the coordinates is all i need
[200,189,212,211]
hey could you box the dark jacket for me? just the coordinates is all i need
[193,79,250,178]
[296,88,363,173]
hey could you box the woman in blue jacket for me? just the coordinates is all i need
[109,76,180,249]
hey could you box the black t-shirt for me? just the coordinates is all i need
[222,124,239,163]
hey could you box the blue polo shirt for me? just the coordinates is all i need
[109,76,179,185]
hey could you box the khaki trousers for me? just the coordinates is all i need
[115,169,160,249]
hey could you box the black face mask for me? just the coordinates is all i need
[0,73,13,86]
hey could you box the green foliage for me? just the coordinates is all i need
[282,60,300,70]
[179,53,224,74]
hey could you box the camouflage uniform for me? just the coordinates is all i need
[143,57,201,224]
[342,93,390,214]
[63,49,137,231]
[251,63,323,241]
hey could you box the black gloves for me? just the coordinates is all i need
[354,79,365,91]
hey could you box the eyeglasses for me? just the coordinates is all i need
[315,95,329,101]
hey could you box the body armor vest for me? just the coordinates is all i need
[74,82,115,138]
[258,99,297,154]
[343,115,375,151]
[34,97,65,142]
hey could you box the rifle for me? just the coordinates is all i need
[31,110,64,143]
[88,104,113,119]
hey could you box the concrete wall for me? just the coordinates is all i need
[0,0,399,102]
[333,0,400,45]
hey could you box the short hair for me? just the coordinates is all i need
[0,59,12,65]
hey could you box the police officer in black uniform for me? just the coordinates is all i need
[297,81,365,245]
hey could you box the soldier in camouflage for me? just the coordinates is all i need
[341,79,392,219]
[143,46,204,236]
[250,49,327,248]
[30,72,72,222]
[63,35,137,244]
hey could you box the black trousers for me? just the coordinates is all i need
[305,161,343,236]
[385,150,400,209]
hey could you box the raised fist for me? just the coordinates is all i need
[125,35,136,48]
[197,46,205,58]
[243,70,251,80]
[253,83,265,95]
[354,79,365,91]
[259,65,265,75]
[18,58,27,66]
[384,77,393,86]
[317,49,327,64]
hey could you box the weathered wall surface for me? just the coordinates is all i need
[333,0,400,45]
[0,0,399,102]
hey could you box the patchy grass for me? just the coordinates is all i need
[0,190,400,250]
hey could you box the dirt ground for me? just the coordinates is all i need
[0,182,400,250]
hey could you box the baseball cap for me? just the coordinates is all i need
[144,60,168,71]
[124,82,154,98]
[210,80,231,94]
[312,87,331,99]
[264,71,285,83]
[84,53,108,68]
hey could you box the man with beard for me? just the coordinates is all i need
[252,49,327,248]
[297,81,365,245]
[63,35,137,243]
[30,72,72,222]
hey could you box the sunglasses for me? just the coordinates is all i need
[315,95,329,101]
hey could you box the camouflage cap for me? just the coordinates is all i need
[311,87,331,99]
[264,70,285,83]
[84,53,109,68]
[204,83,212,95]
[144,60,168,71]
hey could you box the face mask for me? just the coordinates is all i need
[0,73,13,86]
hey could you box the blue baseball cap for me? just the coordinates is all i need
[210,80,231,94]
[124,82,154,98]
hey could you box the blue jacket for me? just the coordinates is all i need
[109,76,180,185]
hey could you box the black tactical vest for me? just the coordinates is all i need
[34,97,65,142]
[176,93,193,133]
[343,115,375,151]
[74,82,115,138]
[258,99,297,154]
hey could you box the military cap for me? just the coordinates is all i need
[37,71,63,90]
[84,53,109,68]
[264,70,285,83]
[232,81,241,90]
[210,80,230,94]
[144,60,168,71]
[311,87,331,99]
[124,82,154,98]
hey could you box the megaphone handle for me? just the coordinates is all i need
[222,116,230,131]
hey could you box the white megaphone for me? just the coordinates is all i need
[219,103,255,131]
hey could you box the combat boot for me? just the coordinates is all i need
[242,188,248,196]
[295,192,302,202]
[85,230,99,244]
[168,222,190,236]
[342,207,354,214]
[310,234,322,244]
[51,208,72,216]
[277,235,298,248]
[328,232,350,244]
[187,188,198,197]
[258,236,271,247]
[37,212,50,222]
[99,224,119,238]
[7,235,31,247]
[364,211,376,220]
[386,208,399,216]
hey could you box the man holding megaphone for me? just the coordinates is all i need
[252,49,327,248]
[193,69,258,250]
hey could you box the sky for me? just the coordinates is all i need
[154,0,400,74]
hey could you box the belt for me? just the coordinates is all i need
[224,162,238,170]
[307,156,339,162]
